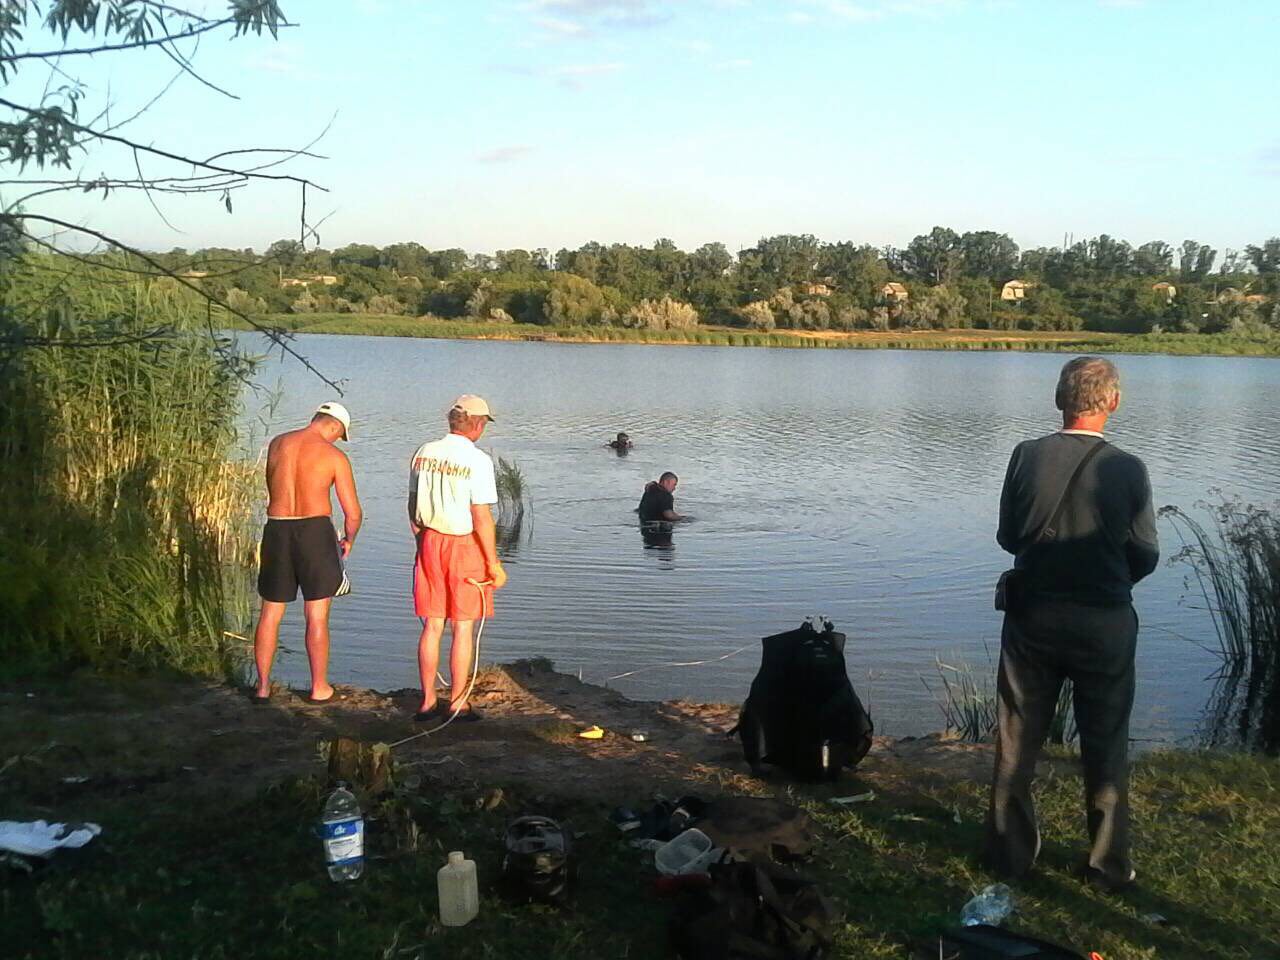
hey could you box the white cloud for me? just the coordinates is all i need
[525,0,674,36]
[535,15,592,35]
[548,61,626,86]
[789,0,968,24]
[475,145,537,164]
[715,57,754,69]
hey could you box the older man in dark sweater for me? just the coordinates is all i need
[985,356,1159,892]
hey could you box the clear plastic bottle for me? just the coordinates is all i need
[960,883,1013,926]
[437,851,479,926]
[320,783,364,882]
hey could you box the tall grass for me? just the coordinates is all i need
[1161,499,1280,754]
[0,259,259,678]
[925,651,1076,745]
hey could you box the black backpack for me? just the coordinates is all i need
[669,857,838,960]
[735,620,873,780]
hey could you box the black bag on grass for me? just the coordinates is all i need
[669,858,838,960]
[936,925,1087,960]
[736,620,873,780]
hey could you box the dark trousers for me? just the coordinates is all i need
[984,599,1138,886]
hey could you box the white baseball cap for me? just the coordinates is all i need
[315,401,351,441]
[451,394,494,421]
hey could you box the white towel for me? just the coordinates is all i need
[0,820,102,857]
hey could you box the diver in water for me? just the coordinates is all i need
[607,431,633,453]
[638,472,682,523]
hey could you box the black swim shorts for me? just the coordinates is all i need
[257,517,343,602]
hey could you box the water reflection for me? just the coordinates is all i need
[640,521,675,553]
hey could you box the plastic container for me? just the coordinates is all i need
[960,883,1014,926]
[437,851,479,926]
[654,828,718,876]
[320,783,363,882]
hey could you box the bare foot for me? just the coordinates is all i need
[254,680,271,700]
[308,682,335,703]
[416,697,438,715]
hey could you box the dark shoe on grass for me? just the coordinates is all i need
[1078,863,1137,895]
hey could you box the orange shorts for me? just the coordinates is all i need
[413,528,494,621]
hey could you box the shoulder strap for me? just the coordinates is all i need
[1039,440,1106,542]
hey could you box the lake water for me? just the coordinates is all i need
[243,335,1280,742]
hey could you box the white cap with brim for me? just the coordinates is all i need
[451,394,495,421]
[315,401,351,441]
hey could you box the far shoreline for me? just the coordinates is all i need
[231,313,1280,359]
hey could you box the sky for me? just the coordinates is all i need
[9,0,1279,258]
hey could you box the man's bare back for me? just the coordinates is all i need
[265,427,345,519]
[253,406,361,703]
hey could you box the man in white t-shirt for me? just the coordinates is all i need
[408,395,508,721]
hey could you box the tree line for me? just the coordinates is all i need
[139,229,1280,337]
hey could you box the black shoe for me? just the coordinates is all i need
[414,702,448,722]
[1079,863,1137,894]
[450,704,482,723]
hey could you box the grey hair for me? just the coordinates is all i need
[1055,356,1120,418]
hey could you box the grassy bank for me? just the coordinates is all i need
[240,312,1280,357]
[3,671,1277,960]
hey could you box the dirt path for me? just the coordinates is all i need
[1,661,1009,813]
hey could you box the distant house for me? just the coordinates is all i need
[280,274,340,289]
[1001,280,1030,302]
[1152,281,1176,302]
[1245,294,1269,305]
[881,282,909,303]
[798,281,834,297]
[1215,287,1242,303]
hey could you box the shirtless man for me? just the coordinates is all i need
[253,401,362,703]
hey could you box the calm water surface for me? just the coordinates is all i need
[243,336,1280,742]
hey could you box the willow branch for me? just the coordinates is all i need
[9,213,342,392]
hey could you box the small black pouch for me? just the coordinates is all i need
[994,569,1022,612]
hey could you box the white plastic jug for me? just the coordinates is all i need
[437,850,479,926]
[654,828,718,876]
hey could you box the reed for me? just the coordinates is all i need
[925,652,1076,745]
[0,257,259,678]
[1161,499,1280,754]
[494,456,531,554]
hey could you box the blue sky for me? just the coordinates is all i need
[15,0,1280,257]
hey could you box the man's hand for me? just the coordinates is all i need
[339,536,353,559]
[487,562,508,590]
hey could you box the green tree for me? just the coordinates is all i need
[1179,240,1217,282]
[1133,241,1174,276]
[1239,239,1280,280]
[818,242,890,308]
[959,231,1019,281]
[903,227,962,285]
[545,273,619,326]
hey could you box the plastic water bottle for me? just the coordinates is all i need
[960,883,1013,926]
[320,783,364,882]
[437,851,479,926]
